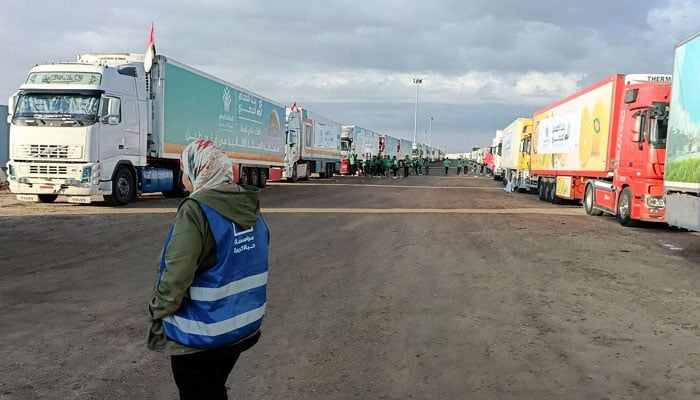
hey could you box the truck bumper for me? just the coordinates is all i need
[9,180,100,196]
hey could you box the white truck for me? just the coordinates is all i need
[284,107,342,181]
[0,105,8,185]
[500,118,533,190]
[491,129,504,180]
[664,32,700,231]
[6,53,286,205]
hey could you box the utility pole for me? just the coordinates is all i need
[412,78,422,156]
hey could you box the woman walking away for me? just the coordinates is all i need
[148,139,269,400]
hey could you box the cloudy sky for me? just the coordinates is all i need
[1,0,698,153]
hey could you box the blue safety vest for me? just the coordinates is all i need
[159,201,269,349]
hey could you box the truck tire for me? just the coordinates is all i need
[544,181,554,203]
[538,182,546,201]
[240,168,248,185]
[617,187,637,227]
[584,184,603,216]
[290,163,298,183]
[38,194,58,203]
[104,167,134,206]
[249,168,259,186]
[257,168,267,188]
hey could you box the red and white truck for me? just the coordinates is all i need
[530,74,672,226]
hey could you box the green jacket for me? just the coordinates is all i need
[147,183,262,356]
[444,159,451,167]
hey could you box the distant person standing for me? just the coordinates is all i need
[391,156,399,178]
[424,157,430,175]
[444,157,450,175]
[349,153,357,176]
[383,155,393,178]
[403,155,411,178]
[457,158,463,175]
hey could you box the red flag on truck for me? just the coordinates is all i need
[290,102,297,111]
[144,22,156,73]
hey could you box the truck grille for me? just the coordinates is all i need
[20,144,83,159]
[29,165,68,175]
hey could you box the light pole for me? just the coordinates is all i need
[428,116,433,147]
[412,78,422,155]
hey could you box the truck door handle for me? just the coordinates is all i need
[119,144,124,149]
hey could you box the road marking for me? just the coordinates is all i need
[261,207,585,215]
[268,182,505,190]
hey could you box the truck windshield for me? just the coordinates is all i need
[13,92,101,126]
[648,102,670,149]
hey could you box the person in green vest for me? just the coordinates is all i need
[349,153,356,175]
[371,155,379,177]
[424,157,430,175]
[391,156,400,178]
[444,157,450,175]
[403,155,411,178]
[457,158,463,175]
[360,157,367,176]
[383,155,393,178]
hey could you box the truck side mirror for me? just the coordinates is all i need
[7,92,17,122]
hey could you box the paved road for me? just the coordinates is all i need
[0,175,698,399]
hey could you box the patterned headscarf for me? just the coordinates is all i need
[180,139,233,194]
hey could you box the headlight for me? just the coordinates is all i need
[646,195,665,208]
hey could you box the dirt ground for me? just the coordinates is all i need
[0,175,698,399]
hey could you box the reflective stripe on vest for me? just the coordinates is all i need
[159,201,269,349]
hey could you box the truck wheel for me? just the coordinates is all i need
[104,167,134,206]
[38,194,58,203]
[291,163,298,183]
[544,181,553,203]
[257,168,267,188]
[584,184,603,216]
[538,182,546,201]
[249,168,259,186]
[617,187,637,227]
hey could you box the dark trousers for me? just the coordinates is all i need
[171,332,260,400]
